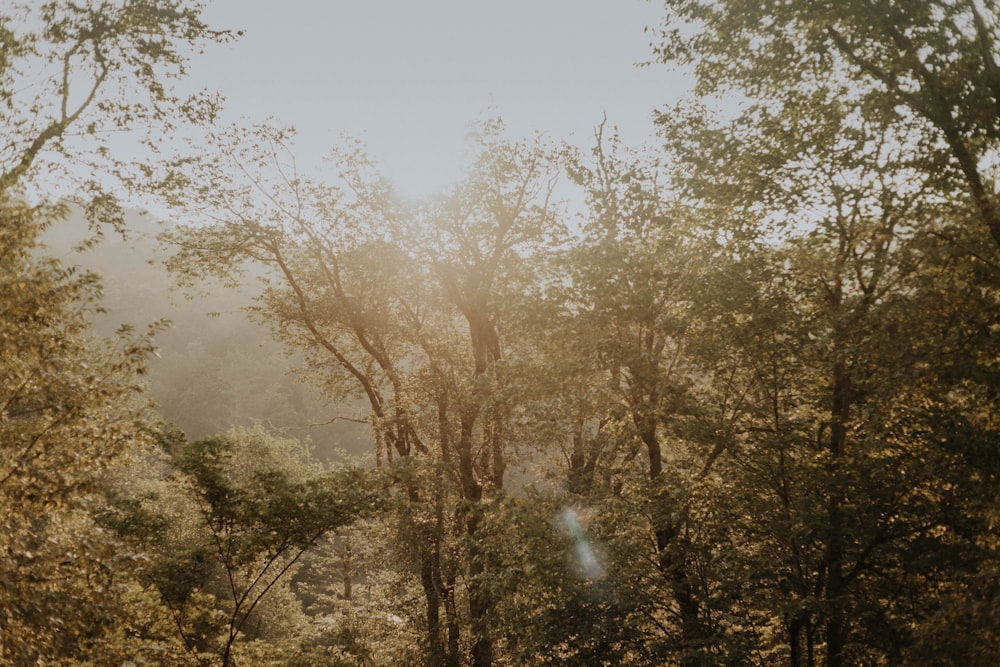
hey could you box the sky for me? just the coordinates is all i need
[184,0,691,198]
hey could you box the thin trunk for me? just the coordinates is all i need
[489,412,505,491]
[467,510,494,667]
[657,520,705,665]
[455,403,493,666]
[824,341,851,667]
[431,452,461,667]
[645,419,705,663]
[419,554,445,666]
[806,616,815,667]
[639,416,662,480]
[444,567,461,667]
[457,414,483,503]
[789,616,801,667]
[407,482,445,667]
[789,612,816,667]
[568,424,589,495]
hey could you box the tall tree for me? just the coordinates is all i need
[541,124,741,665]
[1,0,232,209]
[0,1,232,660]
[652,2,1000,663]
[159,122,563,667]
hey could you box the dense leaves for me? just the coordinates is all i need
[100,425,384,666]
[0,184,165,664]
[5,0,1000,665]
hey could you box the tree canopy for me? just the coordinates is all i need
[4,1,1000,665]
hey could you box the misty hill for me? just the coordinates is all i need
[41,209,370,462]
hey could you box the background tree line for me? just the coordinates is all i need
[2,1,999,665]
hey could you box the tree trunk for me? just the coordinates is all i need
[789,615,802,667]
[639,416,662,480]
[341,539,352,601]
[408,483,446,667]
[789,612,816,667]
[466,510,494,667]
[444,567,461,667]
[657,521,705,665]
[419,549,446,667]
[823,347,851,667]
[645,420,705,663]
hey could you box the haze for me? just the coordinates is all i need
[188,0,685,196]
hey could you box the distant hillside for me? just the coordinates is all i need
[41,209,370,462]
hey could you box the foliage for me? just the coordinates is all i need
[653,0,1000,247]
[6,1,1000,665]
[157,120,565,667]
[0,192,167,662]
[651,2,1000,665]
[1,0,235,205]
[101,424,384,666]
[0,2,235,663]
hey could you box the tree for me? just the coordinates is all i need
[103,424,382,667]
[0,198,162,661]
[554,124,740,665]
[0,1,233,661]
[651,3,1000,663]
[653,0,1000,248]
[1,0,233,205]
[158,121,564,667]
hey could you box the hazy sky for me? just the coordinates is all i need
[187,0,690,197]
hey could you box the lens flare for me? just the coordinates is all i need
[561,507,604,579]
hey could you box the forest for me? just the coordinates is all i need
[3,1,1000,665]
